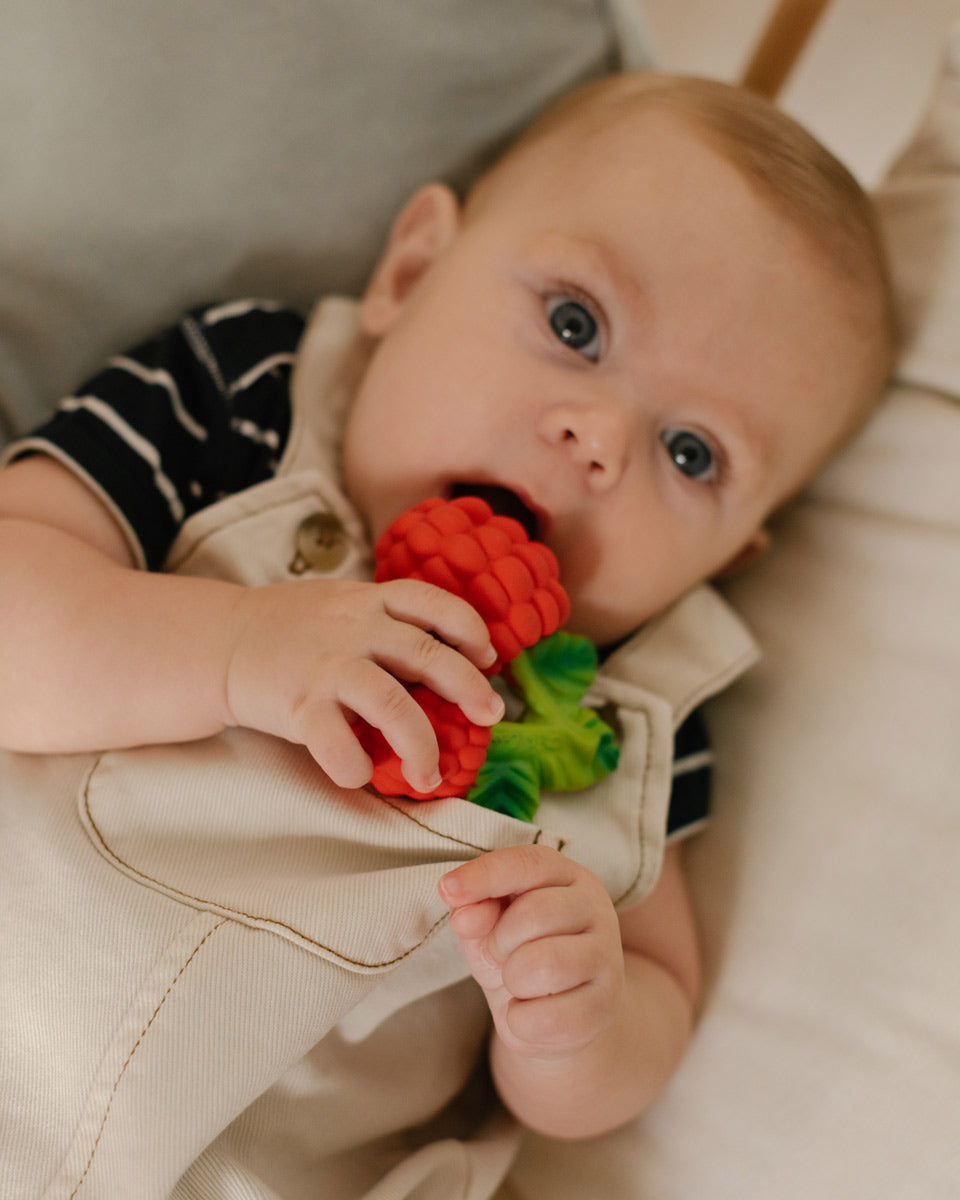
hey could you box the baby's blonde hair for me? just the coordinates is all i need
[475,73,897,444]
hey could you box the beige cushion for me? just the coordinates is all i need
[0,0,650,444]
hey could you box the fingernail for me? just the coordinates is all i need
[407,763,443,793]
[439,871,461,900]
[481,644,498,668]
[488,694,505,721]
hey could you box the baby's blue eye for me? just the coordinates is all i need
[546,297,601,361]
[661,429,716,481]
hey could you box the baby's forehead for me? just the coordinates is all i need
[507,98,702,172]
[469,103,740,231]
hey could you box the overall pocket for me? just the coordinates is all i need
[80,729,561,972]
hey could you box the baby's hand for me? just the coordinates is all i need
[439,845,624,1058]
[223,577,504,792]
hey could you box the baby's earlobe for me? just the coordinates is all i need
[358,288,394,339]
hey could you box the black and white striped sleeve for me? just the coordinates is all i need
[666,707,714,840]
[7,300,303,570]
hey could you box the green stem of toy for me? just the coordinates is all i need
[466,630,619,821]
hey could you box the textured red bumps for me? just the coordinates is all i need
[358,685,493,800]
[373,495,569,674]
[355,495,570,800]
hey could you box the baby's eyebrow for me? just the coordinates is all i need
[529,231,647,309]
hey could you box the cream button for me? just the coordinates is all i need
[289,512,349,574]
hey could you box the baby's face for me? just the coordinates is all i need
[343,110,871,646]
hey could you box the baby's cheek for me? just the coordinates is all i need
[561,586,636,649]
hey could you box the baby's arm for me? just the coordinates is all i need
[439,841,700,1138]
[0,456,503,792]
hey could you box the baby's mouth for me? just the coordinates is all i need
[448,483,541,542]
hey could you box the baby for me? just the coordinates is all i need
[0,74,894,1192]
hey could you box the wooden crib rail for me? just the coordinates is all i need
[740,0,831,97]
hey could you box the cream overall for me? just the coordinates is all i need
[0,300,758,1200]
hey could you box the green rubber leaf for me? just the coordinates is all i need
[530,705,620,792]
[508,630,600,715]
[467,737,541,822]
[466,630,620,822]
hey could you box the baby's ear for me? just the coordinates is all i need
[360,183,461,336]
[714,527,772,579]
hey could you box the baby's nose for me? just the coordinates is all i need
[538,401,630,491]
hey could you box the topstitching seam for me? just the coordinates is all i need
[81,761,541,969]
[65,917,226,1199]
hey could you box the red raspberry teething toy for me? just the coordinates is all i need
[354,496,568,799]
[373,495,569,673]
[354,495,617,815]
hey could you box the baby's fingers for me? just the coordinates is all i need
[447,897,506,941]
[502,984,614,1056]
[500,932,598,1001]
[298,701,375,790]
[380,579,497,673]
[377,604,504,730]
[296,660,442,792]
[440,844,580,909]
[381,635,504,732]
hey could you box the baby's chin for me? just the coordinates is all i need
[563,598,642,654]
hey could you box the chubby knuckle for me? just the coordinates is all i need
[509,945,563,998]
[376,676,416,724]
[410,630,445,672]
[300,579,367,622]
[406,579,480,629]
[286,687,321,738]
[321,744,372,790]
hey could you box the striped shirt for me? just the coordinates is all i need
[16,300,714,836]
[22,299,302,570]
